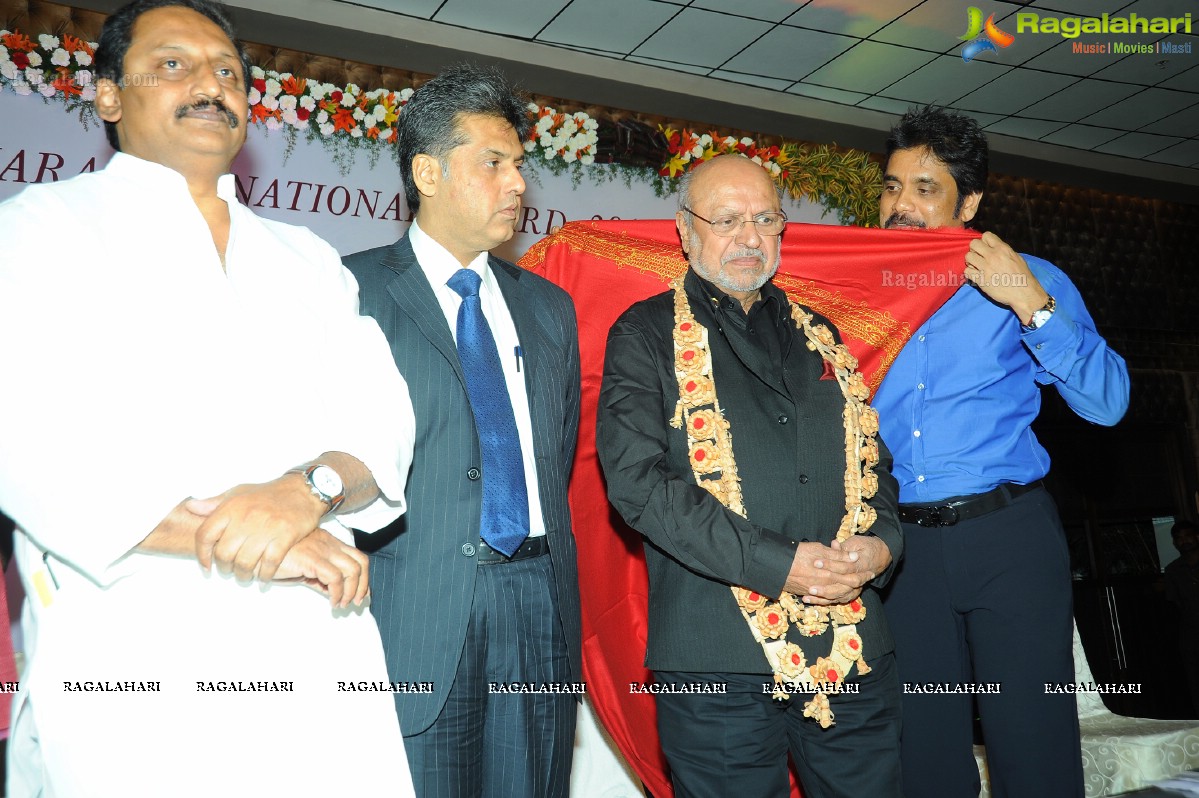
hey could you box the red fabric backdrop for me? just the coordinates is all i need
[519,219,979,798]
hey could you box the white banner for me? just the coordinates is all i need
[0,90,830,262]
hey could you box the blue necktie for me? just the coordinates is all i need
[447,268,530,558]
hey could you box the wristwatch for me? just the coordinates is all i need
[288,464,345,514]
[1022,295,1056,332]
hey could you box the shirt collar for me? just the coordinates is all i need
[687,268,782,321]
[409,219,490,289]
[104,152,240,205]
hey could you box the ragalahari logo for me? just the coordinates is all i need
[959,6,1015,62]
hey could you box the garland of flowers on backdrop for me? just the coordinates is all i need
[0,28,882,226]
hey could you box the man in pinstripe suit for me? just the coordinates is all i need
[344,64,583,797]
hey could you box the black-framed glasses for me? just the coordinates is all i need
[683,207,788,237]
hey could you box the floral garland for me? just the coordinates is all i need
[667,275,881,728]
[0,25,880,220]
[660,124,883,226]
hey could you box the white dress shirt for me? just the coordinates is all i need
[0,153,416,797]
[408,220,546,538]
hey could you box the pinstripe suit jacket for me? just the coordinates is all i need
[344,233,582,736]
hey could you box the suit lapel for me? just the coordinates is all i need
[491,256,540,393]
[382,235,468,389]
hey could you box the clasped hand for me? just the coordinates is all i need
[185,475,368,608]
[783,536,892,605]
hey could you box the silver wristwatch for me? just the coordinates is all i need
[1022,295,1056,332]
[288,464,345,514]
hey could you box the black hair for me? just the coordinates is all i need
[885,105,989,216]
[396,63,531,214]
[94,0,252,151]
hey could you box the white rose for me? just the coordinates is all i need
[526,101,539,112]
[251,65,266,79]
[319,122,335,137]
[398,88,414,102]
[299,95,316,111]
[381,127,394,141]
[281,108,299,125]
[264,78,281,96]
[26,51,43,67]
[350,126,363,138]
[691,144,703,159]
[75,69,92,86]
[523,140,536,152]
[0,45,8,60]
[352,107,366,121]
[562,149,577,163]
[80,84,96,101]
[264,116,282,131]
[279,94,297,111]
[13,80,32,95]
[580,153,595,165]
[51,48,70,67]
[38,34,60,50]
[536,116,554,133]
[39,82,57,98]
[74,50,92,66]
[340,92,356,108]
[317,110,329,124]
[0,62,17,81]
[24,67,43,85]
[261,94,278,111]
[247,87,261,105]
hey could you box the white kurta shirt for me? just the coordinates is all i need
[0,154,416,797]
[408,220,546,537]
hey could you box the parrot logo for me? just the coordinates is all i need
[959,6,1015,62]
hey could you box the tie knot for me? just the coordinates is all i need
[448,268,482,299]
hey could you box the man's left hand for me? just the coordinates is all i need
[189,474,326,582]
[964,231,1049,324]
[828,535,892,585]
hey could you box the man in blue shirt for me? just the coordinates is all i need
[873,106,1129,798]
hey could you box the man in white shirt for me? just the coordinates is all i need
[344,65,583,797]
[0,2,416,795]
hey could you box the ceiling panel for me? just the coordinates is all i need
[1091,46,1199,87]
[1018,79,1144,122]
[1040,123,1125,149]
[335,0,443,17]
[433,0,571,37]
[804,41,936,94]
[632,8,772,68]
[537,0,677,54]
[1028,0,1132,13]
[688,0,808,24]
[1139,101,1199,136]
[784,0,923,39]
[952,69,1078,115]
[623,55,712,76]
[1156,62,1199,91]
[880,54,1010,105]
[708,70,795,91]
[1084,87,1198,128]
[720,25,856,81]
[856,96,918,116]
[984,117,1068,140]
[1021,29,1163,78]
[873,0,1027,53]
[1094,132,1187,158]
[1144,139,1199,167]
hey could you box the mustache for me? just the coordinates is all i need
[721,247,766,265]
[176,99,240,129]
[884,212,926,229]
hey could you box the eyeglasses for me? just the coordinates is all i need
[683,207,788,237]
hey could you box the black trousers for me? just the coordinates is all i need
[402,553,576,798]
[882,487,1084,798]
[654,653,902,798]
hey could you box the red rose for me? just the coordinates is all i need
[11,51,29,69]
[330,90,343,103]
[296,107,311,122]
[252,77,266,93]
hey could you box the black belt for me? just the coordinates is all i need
[898,481,1043,528]
[476,535,548,564]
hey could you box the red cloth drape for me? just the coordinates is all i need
[519,219,978,798]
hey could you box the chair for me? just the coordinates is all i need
[974,623,1199,796]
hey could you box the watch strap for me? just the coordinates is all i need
[287,464,345,514]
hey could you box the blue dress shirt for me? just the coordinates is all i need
[873,255,1129,503]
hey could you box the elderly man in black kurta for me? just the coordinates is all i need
[596,155,904,798]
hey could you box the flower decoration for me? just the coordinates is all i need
[524,103,598,166]
[1,29,97,102]
[777,642,807,677]
[755,604,790,640]
[732,587,769,613]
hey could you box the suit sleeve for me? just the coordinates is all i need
[597,313,799,599]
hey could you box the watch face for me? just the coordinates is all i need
[311,466,343,498]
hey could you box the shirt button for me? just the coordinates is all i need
[778,415,789,425]
[1036,343,1044,350]
[461,543,476,557]
[467,467,481,480]
[917,383,925,390]
[798,474,809,484]
[917,475,925,482]
[913,430,921,438]
[918,335,926,342]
